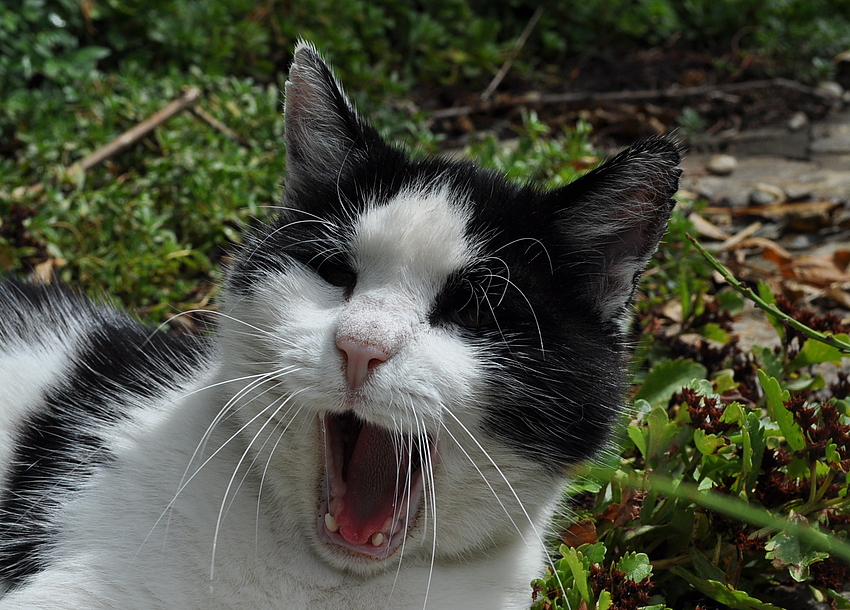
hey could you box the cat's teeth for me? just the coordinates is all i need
[324,512,340,533]
[370,532,384,547]
[383,514,404,536]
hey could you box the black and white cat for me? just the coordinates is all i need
[0,43,681,609]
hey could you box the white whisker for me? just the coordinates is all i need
[210,394,306,578]
[441,408,565,596]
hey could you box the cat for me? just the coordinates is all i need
[0,42,681,609]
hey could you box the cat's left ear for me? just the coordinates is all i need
[283,42,379,196]
[548,136,683,321]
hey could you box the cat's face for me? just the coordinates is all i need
[218,43,681,576]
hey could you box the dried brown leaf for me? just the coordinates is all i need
[561,519,598,547]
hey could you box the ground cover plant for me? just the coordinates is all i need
[3,1,850,607]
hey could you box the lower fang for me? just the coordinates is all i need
[370,532,384,547]
[325,512,340,533]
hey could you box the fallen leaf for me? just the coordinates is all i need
[703,200,839,221]
[33,259,55,284]
[689,213,730,241]
[717,221,762,252]
[613,489,646,528]
[561,519,597,547]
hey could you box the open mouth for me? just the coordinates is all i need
[318,411,431,559]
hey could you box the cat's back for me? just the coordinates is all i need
[0,279,213,592]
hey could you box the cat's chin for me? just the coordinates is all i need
[315,411,435,565]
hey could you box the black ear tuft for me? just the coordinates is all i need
[283,42,379,196]
[550,135,683,320]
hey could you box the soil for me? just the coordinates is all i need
[422,45,838,150]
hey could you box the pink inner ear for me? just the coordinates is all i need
[337,339,390,391]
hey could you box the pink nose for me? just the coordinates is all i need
[336,338,390,391]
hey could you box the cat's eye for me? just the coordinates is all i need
[447,291,495,329]
[315,260,357,289]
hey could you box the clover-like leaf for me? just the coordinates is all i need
[646,406,680,462]
[765,521,830,582]
[616,551,652,582]
[694,428,726,455]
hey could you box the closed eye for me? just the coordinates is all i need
[439,278,496,330]
[314,259,357,290]
[449,298,495,329]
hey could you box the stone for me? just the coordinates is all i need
[784,186,813,201]
[787,111,808,131]
[726,191,751,209]
[706,154,738,175]
[749,183,786,206]
[726,127,810,160]
[816,81,845,99]
[810,133,850,154]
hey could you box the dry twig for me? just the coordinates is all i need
[68,86,202,176]
[432,78,833,121]
[480,6,543,102]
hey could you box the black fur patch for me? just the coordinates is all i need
[0,281,209,589]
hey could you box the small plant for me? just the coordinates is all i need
[468,111,598,185]
[532,542,665,610]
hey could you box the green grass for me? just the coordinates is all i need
[2,67,285,317]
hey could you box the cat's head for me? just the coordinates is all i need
[220,42,681,575]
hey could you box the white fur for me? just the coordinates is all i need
[0,311,87,488]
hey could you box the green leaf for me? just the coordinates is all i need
[559,546,591,602]
[581,542,606,565]
[713,372,738,394]
[752,345,783,380]
[765,523,830,582]
[690,548,727,584]
[757,280,785,341]
[70,45,111,65]
[694,428,726,455]
[597,589,612,610]
[633,359,707,408]
[741,410,766,495]
[822,588,850,609]
[646,406,680,462]
[790,335,850,370]
[721,401,745,425]
[628,424,649,459]
[757,370,806,451]
[826,440,842,469]
[701,322,730,343]
[617,552,652,581]
[671,566,788,610]
[716,288,745,314]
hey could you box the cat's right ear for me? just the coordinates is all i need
[284,42,377,196]
[547,136,683,321]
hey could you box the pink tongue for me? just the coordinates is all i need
[336,422,408,545]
